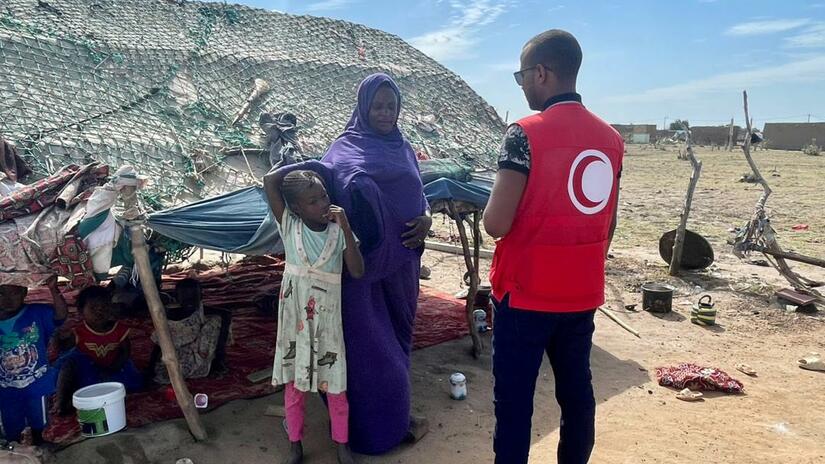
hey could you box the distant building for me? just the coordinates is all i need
[610,124,657,143]
[690,125,740,146]
[763,123,825,150]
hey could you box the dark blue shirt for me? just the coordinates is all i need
[0,304,61,394]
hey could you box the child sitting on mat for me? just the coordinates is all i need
[56,285,143,415]
[264,169,365,464]
[147,278,231,384]
[0,277,67,445]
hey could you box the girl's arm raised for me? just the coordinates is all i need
[263,169,287,224]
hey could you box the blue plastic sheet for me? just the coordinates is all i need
[146,177,491,255]
[423,177,491,208]
[147,187,282,255]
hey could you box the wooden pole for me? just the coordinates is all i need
[121,186,208,441]
[472,212,481,286]
[727,118,735,151]
[597,307,640,338]
[745,243,825,268]
[669,125,703,275]
[448,201,483,359]
[741,92,771,227]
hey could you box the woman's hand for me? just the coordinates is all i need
[402,215,432,249]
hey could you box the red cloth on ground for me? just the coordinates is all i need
[655,363,744,393]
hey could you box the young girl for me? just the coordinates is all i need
[56,285,143,415]
[264,169,364,464]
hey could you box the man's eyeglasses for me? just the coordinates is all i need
[513,65,537,86]
[513,64,552,86]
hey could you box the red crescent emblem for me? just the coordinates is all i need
[571,155,603,208]
[567,150,614,215]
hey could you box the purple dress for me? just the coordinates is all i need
[276,73,427,454]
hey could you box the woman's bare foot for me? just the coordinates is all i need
[282,441,303,464]
[404,415,429,443]
[336,443,356,464]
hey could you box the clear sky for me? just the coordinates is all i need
[223,0,825,129]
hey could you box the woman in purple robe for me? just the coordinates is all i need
[266,73,431,455]
[325,72,432,455]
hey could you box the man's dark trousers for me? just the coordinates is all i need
[492,295,596,464]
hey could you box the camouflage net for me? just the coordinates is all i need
[0,0,504,207]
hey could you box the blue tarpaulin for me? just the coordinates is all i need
[423,177,491,208]
[147,187,282,255]
[146,177,492,255]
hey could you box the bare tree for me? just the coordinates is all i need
[731,91,824,303]
[670,124,703,275]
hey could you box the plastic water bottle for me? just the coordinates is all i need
[473,309,488,332]
[450,373,467,400]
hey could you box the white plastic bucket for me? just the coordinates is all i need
[72,382,127,437]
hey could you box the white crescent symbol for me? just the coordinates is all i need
[568,149,614,215]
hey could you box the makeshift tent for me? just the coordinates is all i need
[1,0,506,440]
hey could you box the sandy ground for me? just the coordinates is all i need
[51,146,825,463]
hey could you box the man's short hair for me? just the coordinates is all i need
[523,29,582,82]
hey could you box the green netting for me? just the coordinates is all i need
[419,159,472,184]
[1,0,504,208]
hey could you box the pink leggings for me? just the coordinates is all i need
[284,382,349,444]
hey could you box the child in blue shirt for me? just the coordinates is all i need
[0,278,68,445]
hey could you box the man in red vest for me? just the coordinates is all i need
[484,30,623,464]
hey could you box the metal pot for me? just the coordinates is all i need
[641,283,676,313]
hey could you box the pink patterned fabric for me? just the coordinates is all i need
[655,363,744,393]
[0,164,107,221]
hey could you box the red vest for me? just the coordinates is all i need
[490,101,624,312]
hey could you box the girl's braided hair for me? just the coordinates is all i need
[281,170,326,207]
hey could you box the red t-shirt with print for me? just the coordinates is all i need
[74,322,129,367]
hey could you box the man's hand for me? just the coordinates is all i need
[326,205,352,232]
